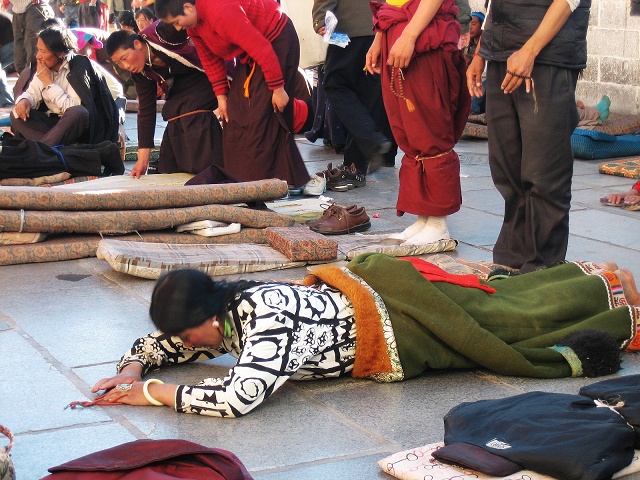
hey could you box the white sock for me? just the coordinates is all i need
[387,216,429,240]
[403,216,450,245]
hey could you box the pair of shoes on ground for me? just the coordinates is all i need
[321,163,366,192]
[306,203,371,235]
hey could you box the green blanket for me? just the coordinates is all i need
[346,254,635,379]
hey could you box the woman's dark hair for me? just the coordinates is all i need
[38,26,78,56]
[118,10,139,32]
[105,29,142,56]
[41,17,66,30]
[149,269,260,336]
[136,7,157,22]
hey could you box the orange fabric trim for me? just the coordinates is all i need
[301,266,392,378]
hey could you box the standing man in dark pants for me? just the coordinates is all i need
[10,0,54,73]
[467,0,588,273]
[312,0,396,177]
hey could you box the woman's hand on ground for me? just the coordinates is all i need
[91,372,142,393]
[272,87,289,112]
[99,381,153,406]
[466,55,485,98]
[606,191,640,206]
[625,194,640,206]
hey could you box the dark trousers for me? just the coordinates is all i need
[323,36,396,172]
[11,105,90,146]
[12,3,54,72]
[486,62,579,272]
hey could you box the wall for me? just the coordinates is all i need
[470,0,640,114]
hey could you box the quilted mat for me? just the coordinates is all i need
[96,235,459,279]
[378,442,640,480]
[97,240,305,279]
[572,129,640,160]
[598,157,640,179]
[594,113,640,136]
[462,122,488,139]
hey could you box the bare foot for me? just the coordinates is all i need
[597,261,619,272]
[615,269,640,306]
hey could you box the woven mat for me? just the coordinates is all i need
[598,157,640,179]
[378,442,640,480]
[123,145,160,163]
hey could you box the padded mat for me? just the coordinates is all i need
[0,178,289,211]
[598,157,640,179]
[97,240,305,279]
[595,113,640,136]
[572,129,640,160]
[378,442,640,480]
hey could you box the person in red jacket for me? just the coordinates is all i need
[602,180,640,211]
[154,0,310,191]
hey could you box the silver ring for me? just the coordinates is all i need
[115,383,132,392]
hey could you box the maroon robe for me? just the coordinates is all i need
[373,0,470,217]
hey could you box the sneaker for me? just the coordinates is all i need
[342,163,366,188]
[303,172,327,196]
[325,165,353,192]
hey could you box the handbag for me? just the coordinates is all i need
[0,425,15,480]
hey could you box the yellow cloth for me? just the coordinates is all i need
[386,0,409,5]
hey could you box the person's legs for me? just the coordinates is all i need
[11,109,61,141]
[323,37,390,173]
[517,64,578,272]
[0,69,14,107]
[25,4,54,67]
[12,12,27,73]
[0,42,14,71]
[41,105,90,145]
[64,3,79,27]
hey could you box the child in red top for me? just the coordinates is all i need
[155,0,309,189]
[602,180,640,210]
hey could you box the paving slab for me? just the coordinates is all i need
[1,117,640,479]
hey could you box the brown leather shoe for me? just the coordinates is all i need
[309,206,371,235]
[306,204,357,228]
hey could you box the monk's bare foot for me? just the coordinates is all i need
[615,269,640,306]
[597,261,619,271]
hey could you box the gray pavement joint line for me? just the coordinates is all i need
[0,314,148,440]
[249,449,396,476]
[11,420,116,437]
[473,371,528,395]
[287,385,405,451]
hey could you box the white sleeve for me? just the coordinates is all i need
[565,0,579,11]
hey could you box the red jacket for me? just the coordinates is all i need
[188,0,288,96]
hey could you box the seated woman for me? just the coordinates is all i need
[106,24,223,177]
[602,180,640,210]
[93,253,640,418]
[11,26,119,147]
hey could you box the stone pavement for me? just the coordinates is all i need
[1,111,640,479]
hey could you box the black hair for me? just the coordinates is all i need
[136,7,157,22]
[118,10,139,32]
[106,29,141,57]
[149,269,261,336]
[41,17,66,30]
[38,26,78,56]
[155,0,194,21]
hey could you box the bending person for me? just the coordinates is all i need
[93,253,639,418]
[11,26,119,147]
[154,0,310,191]
[106,24,223,177]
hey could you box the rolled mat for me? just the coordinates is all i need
[0,229,268,266]
[0,179,289,211]
[0,204,294,234]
